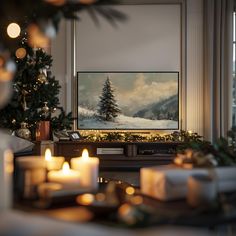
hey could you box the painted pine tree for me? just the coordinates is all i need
[98,77,121,121]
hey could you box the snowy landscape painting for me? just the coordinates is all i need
[77,72,179,130]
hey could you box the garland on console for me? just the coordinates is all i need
[82,130,202,142]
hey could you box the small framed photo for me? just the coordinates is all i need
[68,131,82,141]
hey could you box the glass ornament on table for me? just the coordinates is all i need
[15,122,32,141]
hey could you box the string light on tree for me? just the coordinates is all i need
[7,23,21,38]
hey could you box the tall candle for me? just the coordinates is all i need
[16,156,46,199]
[0,147,13,210]
[71,149,99,189]
[48,162,80,185]
[45,148,64,171]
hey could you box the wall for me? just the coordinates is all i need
[76,4,180,71]
[51,0,204,135]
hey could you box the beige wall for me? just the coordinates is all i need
[51,0,203,135]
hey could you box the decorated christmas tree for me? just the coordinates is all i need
[0,39,73,140]
[98,77,121,121]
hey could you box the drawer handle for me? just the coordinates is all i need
[72,149,81,152]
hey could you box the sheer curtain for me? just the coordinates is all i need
[203,0,234,142]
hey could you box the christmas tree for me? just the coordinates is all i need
[98,76,121,121]
[0,39,73,139]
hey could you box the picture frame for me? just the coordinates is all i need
[68,131,82,141]
[77,71,179,130]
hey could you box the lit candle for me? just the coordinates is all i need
[45,148,64,171]
[48,162,80,185]
[71,149,99,189]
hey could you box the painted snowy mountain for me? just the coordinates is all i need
[134,95,178,121]
[78,106,178,129]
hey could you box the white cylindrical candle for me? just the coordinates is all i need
[71,149,99,189]
[0,147,14,210]
[48,162,80,186]
[45,148,64,171]
[187,174,217,207]
[16,156,47,199]
[17,156,46,169]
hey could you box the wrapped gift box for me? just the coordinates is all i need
[140,165,236,201]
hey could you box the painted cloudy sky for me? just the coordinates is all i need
[78,72,178,116]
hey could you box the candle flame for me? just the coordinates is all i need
[45,148,52,161]
[62,162,70,173]
[82,149,89,159]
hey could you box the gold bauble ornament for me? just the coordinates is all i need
[15,47,27,59]
[37,73,47,83]
[15,122,31,141]
[42,102,50,115]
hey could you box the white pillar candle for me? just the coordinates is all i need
[45,148,64,171]
[0,147,14,211]
[48,162,80,186]
[71,149,99,189]
[16,156,47,199]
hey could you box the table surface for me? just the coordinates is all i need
[14,171,236,229]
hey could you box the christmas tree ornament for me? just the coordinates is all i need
[15,122,31,141]
[15,48,27,59]
[7,22,21,38]
[12,119,16,124]
[41,102,50,115]
[37,73,47,84]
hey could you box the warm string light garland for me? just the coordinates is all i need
[80,130,202,143]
